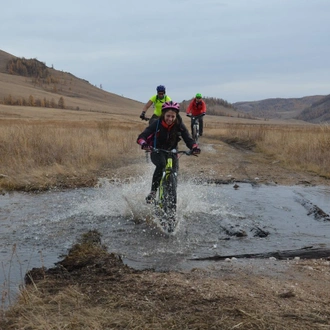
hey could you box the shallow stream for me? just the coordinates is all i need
[1,174,330,305]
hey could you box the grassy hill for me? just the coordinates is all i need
[233,96,325,120]
[1,49,326,124]
[0,49,251,121]
[0,49,143,117]
[296,94,330,123]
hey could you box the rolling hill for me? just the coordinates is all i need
[0,49,143,117]
[295,94,330,123]
[233,95,326,120]
[1,49,328,123]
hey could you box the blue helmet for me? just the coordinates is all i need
[156,85,166,93]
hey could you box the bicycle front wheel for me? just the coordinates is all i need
[163,173,177,216]
[192,124,199,143]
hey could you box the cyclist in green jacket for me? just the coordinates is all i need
[140,85,172,125]
[137,101,200,203]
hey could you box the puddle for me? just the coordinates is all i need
[1,179,330,305]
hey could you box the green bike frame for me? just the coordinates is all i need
[151,148,192,234]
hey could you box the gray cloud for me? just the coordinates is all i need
[1,0,330,103]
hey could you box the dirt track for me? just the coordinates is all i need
[179,136,329,186]
[113,135,329,187]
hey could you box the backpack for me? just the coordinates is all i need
[152,95,169,108]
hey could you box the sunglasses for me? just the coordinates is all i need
[196,97,202,100]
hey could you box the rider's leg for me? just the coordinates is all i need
[199,117,204,136]
[149,151,166,193]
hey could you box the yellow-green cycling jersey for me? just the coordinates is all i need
[150,95,172,117]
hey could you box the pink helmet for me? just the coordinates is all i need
[162,101,180,113]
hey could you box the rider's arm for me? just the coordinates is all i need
[143,100,153,113]
[186,100,193,115]
[200,101,206,114]
[137,120,158,145]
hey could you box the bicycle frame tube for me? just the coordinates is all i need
[192,116,200,127]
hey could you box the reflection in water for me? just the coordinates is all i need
[1,178,330,304]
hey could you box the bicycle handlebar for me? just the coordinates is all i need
[186,113,205,118]
[150,147,193,156]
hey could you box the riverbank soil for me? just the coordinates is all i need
[2,231,330,329]
[1,136,330,329]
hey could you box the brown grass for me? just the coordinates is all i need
[0,114,148,191]
[208,123,330,178]
[1,112,330,191]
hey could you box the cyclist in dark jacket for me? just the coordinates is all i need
[137,101,200,203]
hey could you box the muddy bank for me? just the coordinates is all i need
[2,231,330,330]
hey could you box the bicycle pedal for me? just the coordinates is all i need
[146,192,156,204]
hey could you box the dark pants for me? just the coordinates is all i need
[191,116,204,136]
[149,114,159,126]
[150,151,178,192]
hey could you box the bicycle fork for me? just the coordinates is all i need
[192,117,199,139]
[158,157,173,208]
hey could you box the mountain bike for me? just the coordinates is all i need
[187,114,204,143]
[150,147,194,234]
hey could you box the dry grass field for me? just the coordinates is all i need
[1,50,330,329]
[1,103,329,192]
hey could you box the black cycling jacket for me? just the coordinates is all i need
[137,116,196,150]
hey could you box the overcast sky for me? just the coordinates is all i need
[1,0,330,103]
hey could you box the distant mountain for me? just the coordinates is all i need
[296,94,330,123]
[233,96,325,120]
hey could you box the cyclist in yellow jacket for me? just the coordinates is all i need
[140,85,171,125]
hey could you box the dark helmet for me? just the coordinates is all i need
[156,85,166,93]
[162,101,180,114]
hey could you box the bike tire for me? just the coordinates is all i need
[158,172,177,233]
[163,173,177,216]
